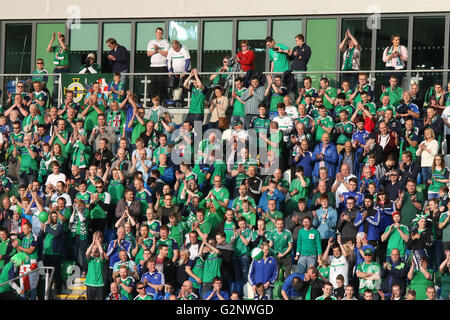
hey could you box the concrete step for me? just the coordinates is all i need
[56,294,87,300]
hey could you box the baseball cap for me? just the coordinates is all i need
[233,119,243,127]
[363,247,374,256]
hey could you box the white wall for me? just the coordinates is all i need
[1,0,449,20]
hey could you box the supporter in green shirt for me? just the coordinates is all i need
[128,106,148,145]
[380,211,410,259]
[380,76,403,108]
[47,32,70,69]
[312,105,334,142]
[318,77,337,111]
[85,238,107,300]
[262,199,284,232]
[395,179,425,228]
[231,77,246,122]
[268,218,293,279]
[266,36,290,73]
[183,68,206,120]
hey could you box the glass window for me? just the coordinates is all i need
[374,17,408,98]
[102,23,131,73]
[272,20,302,49]
[341,18,372,71]
[70,23,99,73]
[412,17,445,92]
[5,24,32,74]
[306,19,338,87]
[237,20,267,71]
[202,21,233,72]
[169,21,198,69]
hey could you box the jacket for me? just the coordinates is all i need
[115,199,141,220]
[248,256,278,286]
[336,148,361,177]
[380,260,408,295]
[156,205,181,225]
[312,142,338,179]
[302,278,325,300]
[337,207,359,241]
[312,207,337,240]
[354,207,381,241]
[257,189,286,213]
[39,222,64,255]
[151,164,175,186]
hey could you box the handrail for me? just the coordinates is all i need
[0,266,55,300]
[0,69,449,77]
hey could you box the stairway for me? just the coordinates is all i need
[56,277,87,300]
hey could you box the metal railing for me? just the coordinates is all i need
[1,68,449,108]
[0,266,55,300]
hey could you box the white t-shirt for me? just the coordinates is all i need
[147,39,170,67]
[379,134,389,149]
[328,255,349,288]
[334,174,357,206]
[441,106,450,136]
[167,46,191,73]
[46,173,67,188]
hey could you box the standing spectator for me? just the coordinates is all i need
[265,36,290,73]
[167,40,191,74]
[241,77,265,129]
[31,58,48,85]
[380,248,408,299]
[230,217,252,297]
[47,32,69,102]
[235,40,255,72]
[382,34,408,87]
[289,34,311,91]
[322,237,350,288]
[183,68,206,124]
[416,127,439,185]
[294,216,322,274]
[248,242,278,299]
[407,257,434,300]
[39,211,63,293]
[380,211,410,261]
[268,218,293,280]
[339,29,361,88]
[355,247,381,299]
[147,27,170,102]
[85,236,107,300]
[105,38,129,77]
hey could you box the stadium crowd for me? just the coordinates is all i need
[0,27,450,301]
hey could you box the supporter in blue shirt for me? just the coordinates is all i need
[281,272,305,300]
[203,277,230,300]
[141,258,165,297]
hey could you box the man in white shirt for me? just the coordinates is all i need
[147,27,170,102]
[45,161,66,192]
[332,163,357,208]
[322,237,350,288]
[167,40,191,74]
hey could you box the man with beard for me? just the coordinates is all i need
[354,195,380,251]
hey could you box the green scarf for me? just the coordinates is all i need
[343,47,355,71]
[387,46,402,67]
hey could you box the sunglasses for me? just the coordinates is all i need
[17,85,24,88]
[137,287,145,290]
[37,62,44,65]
